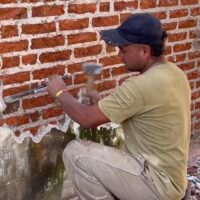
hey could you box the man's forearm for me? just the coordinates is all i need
[46,75,110,128]
[56,91,92,127]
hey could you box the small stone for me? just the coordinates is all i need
[190,183,196,194]
[195,182,200,190]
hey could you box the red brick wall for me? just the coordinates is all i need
[0,0,199,136]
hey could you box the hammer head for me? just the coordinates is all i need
[82,63,103,75]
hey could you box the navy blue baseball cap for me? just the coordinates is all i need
[101,13,164,46]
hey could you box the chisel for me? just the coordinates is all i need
[4,75,68,102]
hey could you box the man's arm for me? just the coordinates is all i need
[47,75,110,128]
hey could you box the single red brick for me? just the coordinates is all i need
[32,5,64,17]
[196,80,200,89]
[74,73,87,85]
[0,0,17,3]
[106,44,117,53]
[21,0,39,2]
[188,52,200,60]
[67,60,95,73]
[164,46,172,55]
[173,43,192,52]
[59,18,89,30]
[175,53,187,62]
[192,91,200,100]
[158,0,178,7]
[68,63,82,74]
[179,19,197,29]
[191,7,200,16]
[180,0,198,5]
[140,0,156,9]
[0,7,27,20]
[74,45,102,58]
[195,102,200,110]
[190,82,195,90]
[0,119,3,126]
[31,35,65,49]
[162,22,177,31]
[112,66,128,76]
[96,80,116,91]
[169,9,189,18]
[2,56,20,69]
[3,115,30,126]
[68,3,96,14]
[194,119,200,130]
[120,13,132,23]
[152,11,167,20]
[68,32,97,45]
[196,112,200,120]
[187,70,198,80]
[3,85,29,97]
[99,2,110,12]
[114,1,138,11]
[167,56,174,62]
[168,32,187,42]
[103,69,110,79]
[22,22,56,34]
[1,25,18,38]
[0,72,30,85]
[22,95,54,109]
[42,106,63,119]
[92,16,119,27]
[39,50,71,63]
[191,104,195,111]
[32,65,65,80]
[99,55,122,66]
[178,62,195,71]
[0,40,28,54]
[189,30,198,39]
[22,54,37,65]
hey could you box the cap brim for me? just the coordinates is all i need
[100,29,132,47]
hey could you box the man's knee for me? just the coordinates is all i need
[62,140,79,162]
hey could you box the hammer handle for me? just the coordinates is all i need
[86,75,95,92]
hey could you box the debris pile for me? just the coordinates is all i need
[188,157,200,200]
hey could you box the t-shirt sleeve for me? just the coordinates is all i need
[98,78,144,124]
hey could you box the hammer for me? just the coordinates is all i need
[82,63,102,92]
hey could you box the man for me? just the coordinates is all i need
[47,13,191,200]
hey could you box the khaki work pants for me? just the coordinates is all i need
[62,140,162,200]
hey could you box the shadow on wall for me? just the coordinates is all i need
[0,128,75,200]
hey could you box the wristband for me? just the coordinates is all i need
[55,89,67,98]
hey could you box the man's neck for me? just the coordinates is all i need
[142,56,166,73]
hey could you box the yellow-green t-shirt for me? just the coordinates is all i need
[98,62,191,200]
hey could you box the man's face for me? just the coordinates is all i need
[118,44,149,72]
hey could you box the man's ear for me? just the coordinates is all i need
[142,45,151,59]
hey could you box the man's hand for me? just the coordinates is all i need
[46,75,66,98]
[80,88,102,105]
[86,90,102,105]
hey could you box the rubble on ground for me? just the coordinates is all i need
[188,157,200,200]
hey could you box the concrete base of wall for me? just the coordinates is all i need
[0,128,75,200]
